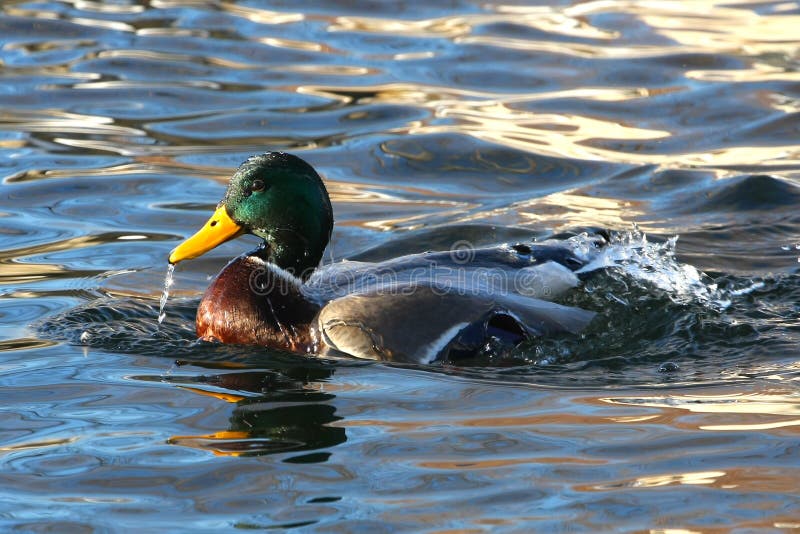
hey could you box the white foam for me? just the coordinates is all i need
[577,227,732,310]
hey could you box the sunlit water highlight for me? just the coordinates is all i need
[1,0,800,531]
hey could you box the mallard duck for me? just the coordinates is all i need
[169,152,604,364]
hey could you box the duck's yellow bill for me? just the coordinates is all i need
[169,205,244,265]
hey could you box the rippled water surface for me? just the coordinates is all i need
[2,0,800,530]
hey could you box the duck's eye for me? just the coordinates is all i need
[251,179,266,193]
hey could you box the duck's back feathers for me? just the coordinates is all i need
[305,237,605,304]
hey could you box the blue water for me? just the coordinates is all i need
[2,0,800,531]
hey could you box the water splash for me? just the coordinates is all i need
[158,264,175,324]
[577,226,730,309]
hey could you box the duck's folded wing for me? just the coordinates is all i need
[494,291,595,335]
[314,284,594,364]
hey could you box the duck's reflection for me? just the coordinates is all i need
[166,365,346,460]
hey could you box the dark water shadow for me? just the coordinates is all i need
[159,367,347,461]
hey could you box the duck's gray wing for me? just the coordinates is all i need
[314,284,595,364]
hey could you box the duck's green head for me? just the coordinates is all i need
[169,152,333,278]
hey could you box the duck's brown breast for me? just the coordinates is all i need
[196,255,320,352]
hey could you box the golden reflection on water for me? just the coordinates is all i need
[330,7,618,42]
[603,388,800,432]
[644,6,800,56]
[1,110,141,136]
[282,64,376,76]
[495,9,615,40]
[71,0,144,15]
[435,103,670,162]
[120,47,263,71]
[0,337,57,352]
[3,5,140,32]
[688,67,800,83]
[294,0,800,174]
[168,431,253,457]
[258,36,325,53]
[514,191,644,228]
[0,234,120,285]
[624,470,726,488]
[330,16,471,39]
[3,0,797,175]
[301,76,798,172]
[0,262,72,284]
[216,2,304,25]
[458,35,671,58]
[418,455,606,470]
[0,435,78,452]
[179,386,247,404]
[328,182,473,231]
